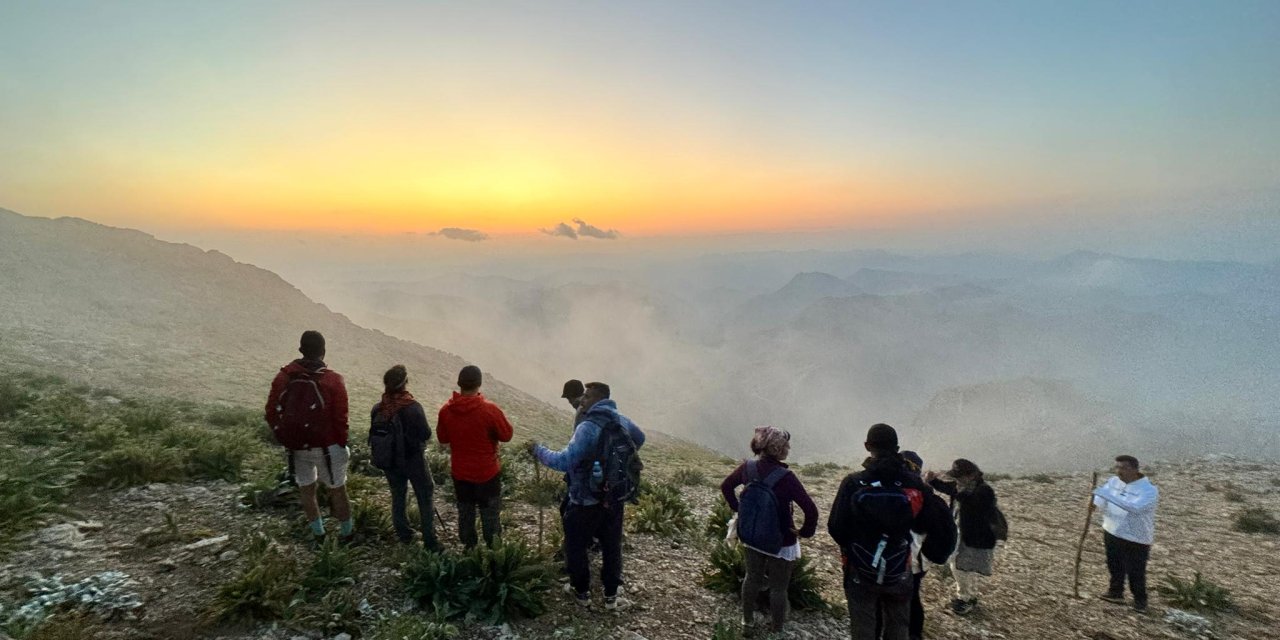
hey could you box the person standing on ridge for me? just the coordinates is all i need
[562,378,588,427]
[828,424,952,640]
[369,364,438,550]
[436,365,514,549]
[1092,454,1159,613]
[926,459,1003,616]
[265,330,353,544]
[529,382,645,610]
[720,426,819,636]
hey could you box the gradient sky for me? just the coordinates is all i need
[1,1,1278,237]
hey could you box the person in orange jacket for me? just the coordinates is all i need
[437,365,514,548]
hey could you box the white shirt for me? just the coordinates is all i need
[1093,476,1159,545]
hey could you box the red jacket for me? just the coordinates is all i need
[436,392,514,483]
[265,360,349,448]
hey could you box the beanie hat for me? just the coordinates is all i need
[901,450,924,472]
[458,365,483,389]
[865,423,899,452]
[562,379,585,399]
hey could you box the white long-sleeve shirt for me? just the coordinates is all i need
[1093,475,1159,545]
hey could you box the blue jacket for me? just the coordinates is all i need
[535,399,645,506]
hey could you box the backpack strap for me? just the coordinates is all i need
[746,459,760,484]
[761,466,790,489]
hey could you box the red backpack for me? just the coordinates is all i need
[271,369,330,450]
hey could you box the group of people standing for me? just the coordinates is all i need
[265,330,1160,640]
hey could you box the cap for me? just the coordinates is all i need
[561,379,585,399]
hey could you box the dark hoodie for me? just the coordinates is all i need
[265,358,349,448]
[827,454,956,567]
[436,392,514,483]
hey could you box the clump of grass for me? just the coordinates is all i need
[208,535,298,623]
[83,444,185,487]
[800,461,842,478]
[672,468,708,487]
[710,617,743,640]
[160,425,256,482]
[117,405,175,435]
[301,539,356,595]
[204,405,257,428]
[1158,572,1233,613]
[706,500,734,541]
[402,538,554,623]
[985,472,1013,482]
[1233,507,1280,535]
[289,587,364,636]
[0,448,80,553]
[0,378,35,420]
[629,482,694,537]
[1203,483,1219,492]
[701,541,829,612]
[1027,473,1055,484]
[349,493,396,542]
[368,611,459,640]
[1223,489,1247,503]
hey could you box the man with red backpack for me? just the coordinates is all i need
[265,331,352,544]
[828,424,954,640]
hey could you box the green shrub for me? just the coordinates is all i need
[701,541,829,612]
[209,536,298,623]
[289,587,364,636]
[402,538,554,623]
[517,473,564,508]
[1224,489,1246,503]
[1027,473,1055,484]
[350,494,396,542]
[706,500,734,541]
[1158,572,1233,613]
[0,448,79,553]
[672,468,707,487]
[0,378,35,420]
[985,473,1012,482]
[629,482,694,537]
[83,443,185,487]
[800,461,842,478]
[710,617,743,640]
[117,405,175,435]
[368,612,459,640]
[205,405,257,428]
[305,538,356,590]
[1233,507,1280,534]
[426,447,453,490]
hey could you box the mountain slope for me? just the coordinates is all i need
[0,209,704,457]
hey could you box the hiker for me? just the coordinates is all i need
[828,424,953,640]
[436,365,514,549]
[369,364,438,550]
[264,330,352,543]
[562,378,589,427]
[875,451,956,640]
[926,458,1004,616]
[719,426,819,636]
[529,382,645,610]
[1091,454,1159,613]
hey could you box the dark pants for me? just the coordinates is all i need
[874,572,924,640]
[455,476,502,549]
[743,547,795,631]
[386,457,438,550]
[1104,531,1150,607]
[564,502,624,597]
[846,573,912,640]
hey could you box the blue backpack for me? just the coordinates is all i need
[736,461,791,554]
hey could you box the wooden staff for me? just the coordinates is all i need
[535,458,546,553]
[1073,470,1100,598]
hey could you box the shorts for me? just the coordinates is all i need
[288,445,350,488]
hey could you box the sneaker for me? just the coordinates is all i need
[1098,593,1126,605]
[1133,603,1149,614]
[603,595,631,611]
[563,582,589,607]
[951,598,976,616]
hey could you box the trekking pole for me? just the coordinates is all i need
[535,461,546,553]
[434,507,452,537]
[1072,471,1100,598]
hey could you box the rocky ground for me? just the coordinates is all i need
[3,456,1278,640]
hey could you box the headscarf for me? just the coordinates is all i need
[750,426,791,461]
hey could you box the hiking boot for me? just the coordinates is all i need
[563,582,589,608]
[951,598,976,615]
[1097,593,1126,605]
[1133,602,1149,614]
[603,594,632,612]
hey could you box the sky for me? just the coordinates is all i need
[1,1,1278,245]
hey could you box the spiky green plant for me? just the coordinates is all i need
[629,482,694,537]
[402,538,554,623]
[1158,572,1233,612]
[368,612,459,640]
[209,537,298,623]
[0,447,80,553]
[302,538,356,595]
[706,500,734,541]
[83,443,185,487]
[672,468,707,487]
[701,541,830,612]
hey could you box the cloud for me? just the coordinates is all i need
[540,222,579,239]
[573,218,620,240]
[431,227,489,242]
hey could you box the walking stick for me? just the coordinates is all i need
[535,461,546,553]
[434,507,452,537]
[1072,471,1100,598]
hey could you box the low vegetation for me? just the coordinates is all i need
[629,481,695,537]
[1232,507,1280,535]
[672,467,708,487]
[705,499,734,541]
[1158,572,1234,613]
[701,541,830,612]
[799,461,843,478]
[401,538,555,624]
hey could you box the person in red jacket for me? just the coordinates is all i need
[264,331,352,543]
[437,365,514,548]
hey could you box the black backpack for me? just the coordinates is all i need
[990,505,1009,542]
[735,461,791,554]
[842,478,923,587]
[368,409,407,472]
[590,421,643,505]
